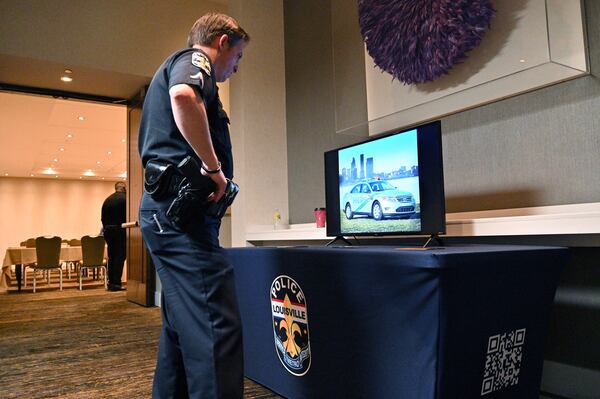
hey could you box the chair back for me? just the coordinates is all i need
[81,235,106,267]
[68,238,81,246]
[25,238,36,248]
[35,236,61,268]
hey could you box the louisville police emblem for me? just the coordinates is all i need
[191,51,211,76]
[271,275,311,376]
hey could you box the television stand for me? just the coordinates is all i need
[423,234,444,248]
[326,236,353,247]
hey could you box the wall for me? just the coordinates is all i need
[284,0,362,224]
[0,177,116,253]
[229,0,288,246]
[285,0,600,222]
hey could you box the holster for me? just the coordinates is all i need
[206,179,239,219]
[162,156,240,229]
[144,160,181,200]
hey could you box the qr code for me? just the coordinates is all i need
[481,328,526,396]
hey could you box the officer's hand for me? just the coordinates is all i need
[206,170,227,203]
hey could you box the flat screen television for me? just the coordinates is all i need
[324,120,445,238]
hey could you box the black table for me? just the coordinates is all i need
[226,245,567,399]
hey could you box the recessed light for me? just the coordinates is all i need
[67,134,73,138]
[79,176,82,179]
[61,69,73,82]
[30,174,34,177]
[121,139,126,143]
[59,147,65,152]
[107,151,112,155]
[4,173,8,176]
[78,116,84,121]
[96,161,101,164]
[53,158,58,162]
[55,175,59,178]
[101,177,105,180]
[43,168,55,175]
[519,59,526,63]
[83,170,95,176]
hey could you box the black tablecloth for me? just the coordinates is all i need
[226,245,567,399]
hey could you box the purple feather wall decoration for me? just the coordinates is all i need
[358,0,496,85]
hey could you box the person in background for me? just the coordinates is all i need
[101,181,126,291]
[137,13,249,399]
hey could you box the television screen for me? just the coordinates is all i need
[324,120,445,237]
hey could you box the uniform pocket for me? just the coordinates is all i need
[139,209,161,234]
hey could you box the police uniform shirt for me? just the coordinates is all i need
[139,48,234,179]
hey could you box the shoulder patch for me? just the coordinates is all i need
[192,51,212,76]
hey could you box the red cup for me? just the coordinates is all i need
[314,208,326,228]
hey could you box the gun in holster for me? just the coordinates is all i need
[145,156,238,229]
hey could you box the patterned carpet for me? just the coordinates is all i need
[0,288,281,398]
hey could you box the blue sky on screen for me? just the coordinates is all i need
[338,129,418,174]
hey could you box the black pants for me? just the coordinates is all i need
[140,192,243,399]
[104,227,126,286]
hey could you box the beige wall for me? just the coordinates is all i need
[0,177,116,254]
[230,0,288,246]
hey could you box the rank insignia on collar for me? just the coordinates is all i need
[192,51,211,76]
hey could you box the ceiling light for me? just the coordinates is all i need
[83,170,95,177]
[55,175,59,178]
[107,151,112,155]
[96,161,101,164]
[79,176,82,179]
[43,168,55,175]
[61,69,73,82]
[519,59,526,63]
[59,147,65,152]
[53,158,58,162]
[78,116,85,121]
[121,139,126,143]
[30,174,34,177]
[67,134,73,138]
[4,173,8,176]
[101,177,105,180]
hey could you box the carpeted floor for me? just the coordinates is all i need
[0,288,282,398]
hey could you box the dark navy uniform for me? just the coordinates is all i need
[138,48,242,399]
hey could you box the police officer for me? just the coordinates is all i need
[138,13,249,399]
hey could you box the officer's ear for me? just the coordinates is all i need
[217,34,230,51]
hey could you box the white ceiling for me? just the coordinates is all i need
[0,91,127,181]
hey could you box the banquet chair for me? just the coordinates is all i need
[31,236,63,292]
[25,238,36,248]
[79,235,107,290]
